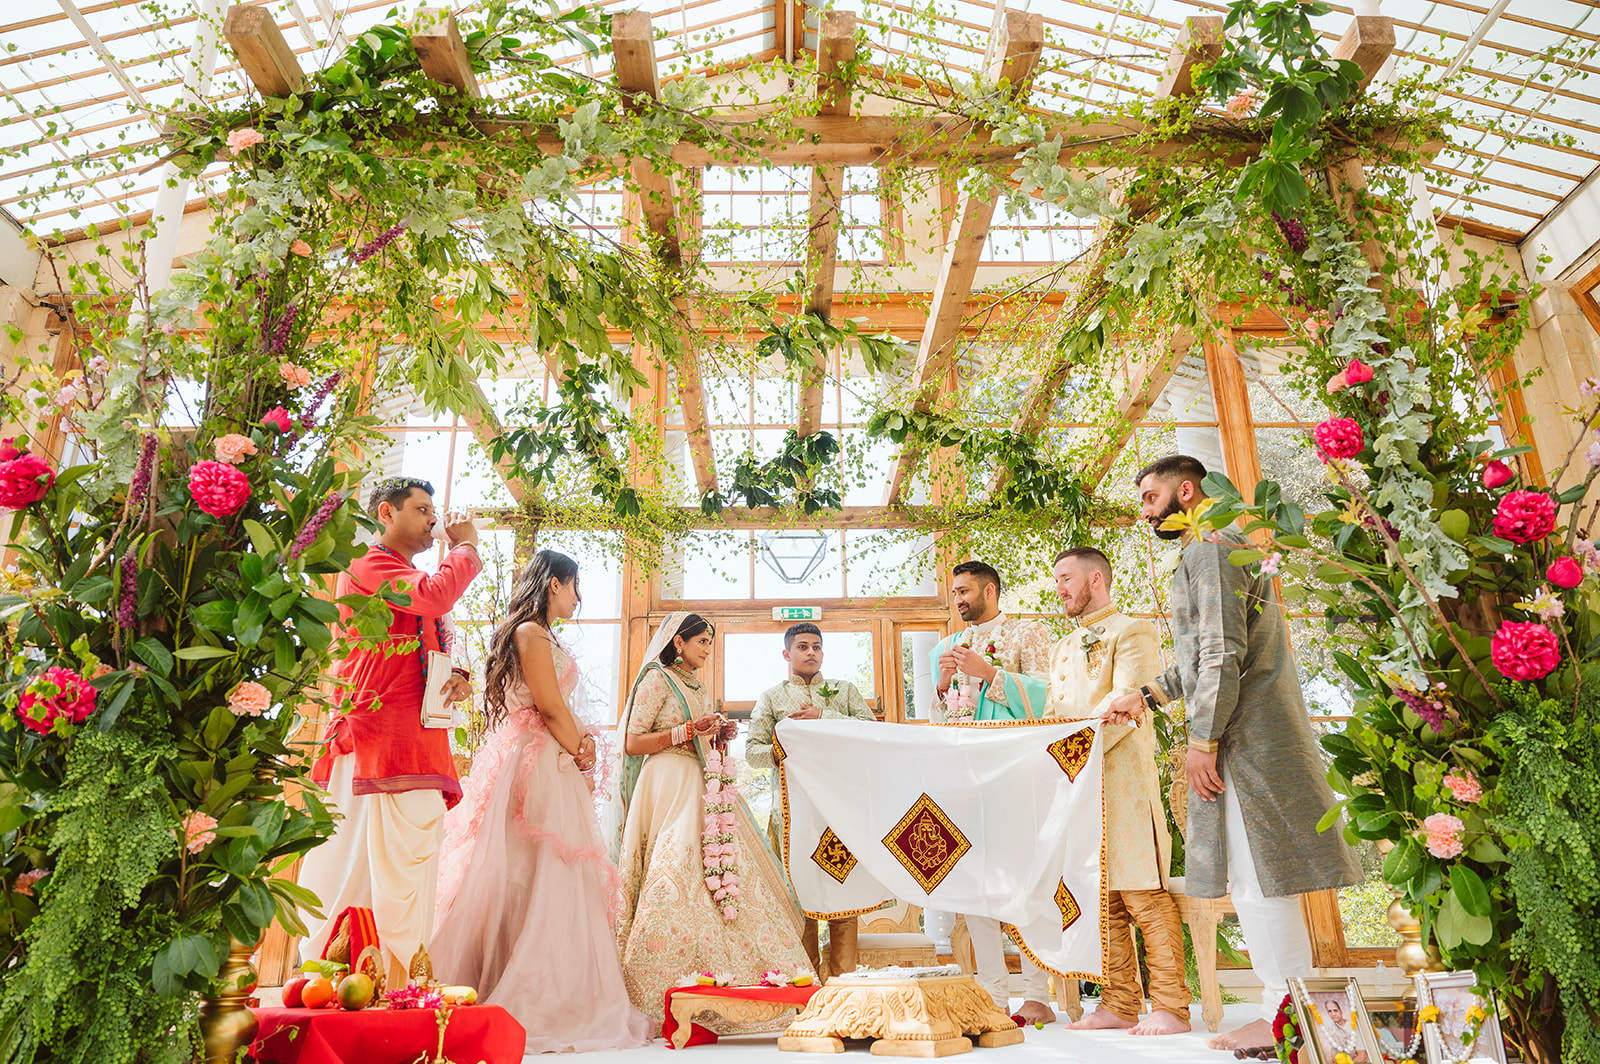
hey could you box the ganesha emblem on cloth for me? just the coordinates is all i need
[882,793,971,892]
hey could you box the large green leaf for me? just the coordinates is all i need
[132,637,174,677]
[1449,865,1491,918]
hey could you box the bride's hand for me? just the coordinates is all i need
[692,715,720,735]
[574,735,597,772]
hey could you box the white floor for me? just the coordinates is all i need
[550,999,1270,1064]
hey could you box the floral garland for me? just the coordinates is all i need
[1420,1002,1491,1064]
[942,632,1003,721]
[1273,993,1302,1063]
[701,746,742,921]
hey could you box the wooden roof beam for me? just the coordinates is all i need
[882,10,1044,506]
[222,5,303,97]
[411,8,480,97]
[612,10,682,265]
[1333,15,1396,88]
[1082,329,1196,488]
[1154,16,1223,99]
[458,380,535,506]
[797,10,858,438]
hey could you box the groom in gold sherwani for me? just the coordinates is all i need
[1049,547,1191,1036]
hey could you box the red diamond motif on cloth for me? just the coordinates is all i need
[811,827,858,884]
[1046,730,1094,782]
[1054,879,1082,930]
[882,793,971,893]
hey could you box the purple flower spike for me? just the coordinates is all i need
[352,223,407,265]
[299,372,344,431]
[1393,686,1444,731]
[1272,210,1310,254]
[290,493,343,560]
[269,304,298,355]
[117,548,138,628]
[129,434,157,511]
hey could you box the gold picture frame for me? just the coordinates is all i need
[1291,977,1387,1064]
[1413,971,1508,1064]
[1353,993,1425,1064]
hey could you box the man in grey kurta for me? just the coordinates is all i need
[1104,455,1360,1054]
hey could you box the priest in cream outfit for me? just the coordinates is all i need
[747,622,877,979]
[1048,547,1191,1036]
[929,560,1056,1023]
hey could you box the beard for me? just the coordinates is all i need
[1149,497,1186,540]
[1063,586,1093,618]
[955,600,972,619]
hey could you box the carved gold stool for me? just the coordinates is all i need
[778,968,1023,1056]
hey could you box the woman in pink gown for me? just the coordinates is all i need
[432,550,653,1052]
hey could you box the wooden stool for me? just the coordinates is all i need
[779,970,1022,1056]
[1169,759,1234,1033]
[856,902,939,969]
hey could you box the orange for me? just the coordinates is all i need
[300,975,335,1009]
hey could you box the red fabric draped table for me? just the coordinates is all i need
[661,984,820,1048]
[249,1005,525,1064]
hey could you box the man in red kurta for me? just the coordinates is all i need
[299,477,481,988]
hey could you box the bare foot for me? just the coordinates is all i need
[1064,1009,1136,1031]
[1207,1019,1275,1052]
[1128,1010,1190,1036]
[1014,1000,1054,1026]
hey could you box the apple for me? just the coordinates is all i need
[281,977,308,1009]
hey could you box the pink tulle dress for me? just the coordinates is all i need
[432,638,654,1053]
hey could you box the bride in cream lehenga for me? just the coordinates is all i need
[610,611,815,1022]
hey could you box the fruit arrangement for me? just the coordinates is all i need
[282,956,475,1013]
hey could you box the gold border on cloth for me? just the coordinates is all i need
[778,749,893,920]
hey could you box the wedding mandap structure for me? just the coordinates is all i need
[1,0,1599,1061]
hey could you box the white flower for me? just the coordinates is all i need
[1587,440,1600,468]
[1155,549,1183,577]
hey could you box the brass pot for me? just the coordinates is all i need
[199,937,260,1064]
[1386,897,1443,976]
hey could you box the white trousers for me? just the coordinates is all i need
[297,756,447,987]
[968,915,1051,1010]
[1222,764,1315,1020]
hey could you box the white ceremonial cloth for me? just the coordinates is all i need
[776,718,1106,981]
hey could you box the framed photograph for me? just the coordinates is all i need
[1291,977,1386,1064]
[1355,994,1425,1064]
[1414,971,1508,1064]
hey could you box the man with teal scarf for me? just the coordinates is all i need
[929,560,1056,1023]
[928,560,1052,722]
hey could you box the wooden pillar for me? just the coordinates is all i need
[1203,331,1261,501]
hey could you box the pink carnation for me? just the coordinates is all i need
[261,406,292,433]
[1491,620,1561,681]
[16,665,98,734]
[213,433,258,465]
[181,810,218,854]
[0,453,55,510]
[718,812,736,830]
[723,906,738,921]
[227,681,272,717]
[1313,418,1364,462]
[714,887,729,901]
[1422,812,1464,859]
[278,362,313,389]
[226,128,263,152]
[1443,771,1483,804]
[188,460,251,517]
[1492,490,1556,544]
[11,868,46,896]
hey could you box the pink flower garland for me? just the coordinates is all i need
[701,747,741,921]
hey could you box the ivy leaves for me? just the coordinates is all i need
[700,431,843,515]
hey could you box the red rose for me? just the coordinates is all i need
[1548,556,1584,589]
[1343,358,1374,385]
[1271,992,1294,1042]
[1491,620,1561,681]
[1492,490,1556,544]
[1481,459,1513,490]
[188,460,252,517]
[0,453,55,510]
[1312,417,1363,462]
[0,437,20,462]
[261,406,293,433]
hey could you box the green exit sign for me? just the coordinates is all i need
[772,607,822,621]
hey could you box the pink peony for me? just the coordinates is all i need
[261,406,292,433]
[289,239,312,257]
[181,810,218,854]
[0,453,55,509]
[1422,812,1464,859]
[1443,771,1483,804]
[1481,460,1514,490]
[1313,417,1364,462]
[1325,371,1350,394]
[227,681,272,717]
[1493,490,1556,544]
[188,460,251,517]
[213,433,258,465]
[1491,620,1561,681]
[1343,358,1374,385]
[278,363,313,389]
[11,868,45,896]
[226,128,263,152]
[1548,556,1584,589]
[16,665,98,734]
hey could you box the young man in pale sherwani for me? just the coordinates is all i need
[1104,456,1361,1054]
[928,560,1056,1023]
[746,622,876,979]
[1048,547,1191,1036]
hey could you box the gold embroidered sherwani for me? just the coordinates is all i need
[930,613,1054,721]
[1046,605,1189,1023]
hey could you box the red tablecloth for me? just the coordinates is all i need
[249,1005,525,1064]
[661,984,820,1048]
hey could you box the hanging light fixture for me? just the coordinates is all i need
[757,529,831,585]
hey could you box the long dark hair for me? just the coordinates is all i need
[660,613,714,666]
[483,550,580,728]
